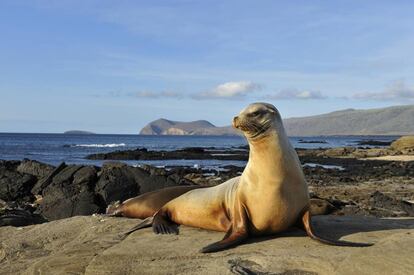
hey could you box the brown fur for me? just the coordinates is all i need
[106,185,203,219]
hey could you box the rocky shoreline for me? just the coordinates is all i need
[0,159,197,226]
[1,137,414,274]
[2,138,414,227]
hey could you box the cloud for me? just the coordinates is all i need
[264,89,327,100]
[128,91,183,99]
[352,80,414,100]
[101,83,329,102]
[98,82,261,100]
[194,81,261,99]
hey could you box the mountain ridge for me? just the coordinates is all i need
[139,105,414,136]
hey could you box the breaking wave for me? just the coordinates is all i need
[64,143,126,148]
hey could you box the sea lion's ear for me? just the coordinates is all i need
[267,106,277,114]
[263,103,277,114]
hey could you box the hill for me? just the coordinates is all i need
[139,105,414,136]
[284,105,414,136]
[139,118,230,135]
[63,130,95,135]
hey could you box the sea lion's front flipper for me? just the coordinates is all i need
[152,211,179,235]
[201,201,248,253]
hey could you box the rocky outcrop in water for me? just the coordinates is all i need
[86,147,249,161]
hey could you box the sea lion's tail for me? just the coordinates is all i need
[300,207,373,247]
[118,216,154,240]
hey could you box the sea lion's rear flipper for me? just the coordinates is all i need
[201,201,249,253]
[300,207,373,247]
[152,211,179,235]
[200,227,248,253]
[119,216,154,239]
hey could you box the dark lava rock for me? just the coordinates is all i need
[298,139,328,144]
[31,162,66,195]
[176,147,206,153]
[38,165,101,220]
[95,162,192,206]
[0,160,36,202]
[16,159,54,179]
[95,163,141,205]
[0,199,7,208]
[140,164,170,176]
[357,140,392,146]
[0,208,46,227]
[369,191,414,217]
[320,147,356,157]
[86,147,248,161]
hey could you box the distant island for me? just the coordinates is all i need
[63,130,96,135]
[139,105,414,136]
[139,119,239,136]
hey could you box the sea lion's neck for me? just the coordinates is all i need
[248,131,290,162]
[245,126,294,179]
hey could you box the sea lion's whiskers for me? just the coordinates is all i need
[248,121,271,138]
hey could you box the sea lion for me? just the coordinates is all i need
[123,102,372,252]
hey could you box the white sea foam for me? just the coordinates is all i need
[72,143,126,148]
[303,163,345,171]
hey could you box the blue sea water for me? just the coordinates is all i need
[0,133,399,168]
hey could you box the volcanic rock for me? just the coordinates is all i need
[38,165,100,220]
[0,161,36,202]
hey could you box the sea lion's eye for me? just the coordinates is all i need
[251,110,263,116]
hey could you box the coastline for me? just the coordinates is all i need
[1,143,413,223]
[1,140,413,274]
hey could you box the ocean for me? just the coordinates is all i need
[0,133,399,168]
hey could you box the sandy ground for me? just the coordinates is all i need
[363,155,414,161]
[1,215,413,275]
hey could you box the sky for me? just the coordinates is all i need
[1,0,414,134]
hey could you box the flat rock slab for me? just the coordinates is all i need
[1,215,413,275]
[364,155,414,161]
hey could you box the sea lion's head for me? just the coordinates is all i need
[232,102,282,139]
